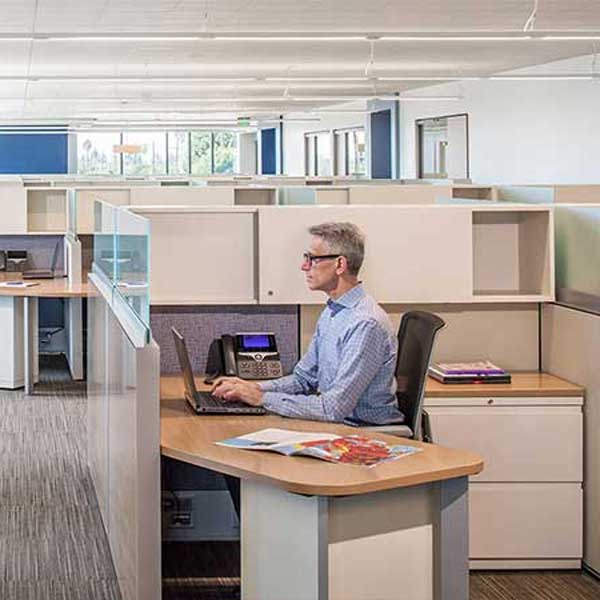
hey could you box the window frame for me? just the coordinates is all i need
[415,113,469,180]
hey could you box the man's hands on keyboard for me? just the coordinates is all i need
[211,377,265,407]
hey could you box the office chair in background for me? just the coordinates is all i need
[366,310,445,442]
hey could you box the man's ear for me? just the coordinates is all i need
[335,255,348,276]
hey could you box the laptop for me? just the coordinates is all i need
[171,328,266,415]
[23,242,61,280]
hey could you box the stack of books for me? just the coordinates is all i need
[428,360,511,384]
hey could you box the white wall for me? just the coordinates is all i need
[283,105,366,176]
[237,132,257,175]
[400,54,600,184]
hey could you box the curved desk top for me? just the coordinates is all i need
[161,376,483,497]
[0,275,89,297]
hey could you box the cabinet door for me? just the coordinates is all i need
[470,483,582,559]
[258,206,472,304]
[427,406,582,482]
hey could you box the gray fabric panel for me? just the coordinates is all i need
[150,305,299,375]
[0,234,65,274]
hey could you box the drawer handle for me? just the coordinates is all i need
[487,398,494,405]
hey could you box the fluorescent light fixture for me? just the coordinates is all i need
[398,96,462,101]
[0,75,258,82]
[488,74,594,80]
[264,77,371,81]
[0,31,598,43]
[379,35,533,41]
[378,76,483,81]
[211,35,365,41]
[540,35,600,40]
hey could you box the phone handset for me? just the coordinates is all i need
[220,334,238,377]
[204,334,238,384]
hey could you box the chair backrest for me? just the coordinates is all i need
[395,311,445,439]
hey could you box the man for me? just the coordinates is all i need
[213,221,404,426]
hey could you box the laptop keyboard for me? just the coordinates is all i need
[194,391,266,414]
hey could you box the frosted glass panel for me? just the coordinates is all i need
[555,205,600,313]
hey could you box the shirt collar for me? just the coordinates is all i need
[327,283,365,312]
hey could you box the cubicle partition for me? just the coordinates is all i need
[541,203,600,575]
[87,203,160,600]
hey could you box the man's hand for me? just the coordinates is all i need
[211,377,265,407]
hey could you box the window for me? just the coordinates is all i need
[77,130,242,176]
[167,132,189,175]
[304,131,332,176]
[213,131,236,174]
[77,132,121,175]
[416,114,468,179]
[122,132,167,175]
[190,132,212,176]
[334,127,366,176]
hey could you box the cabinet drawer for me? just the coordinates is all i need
[470,483,582,559]
[427,406,582,482]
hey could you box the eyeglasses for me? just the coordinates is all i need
[301,252,341,266]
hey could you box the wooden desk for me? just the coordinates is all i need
[0,276,89,393]
[161,375,483,600]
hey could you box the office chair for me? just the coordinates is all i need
[366,311,445,442]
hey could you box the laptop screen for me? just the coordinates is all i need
[171,328,199,401]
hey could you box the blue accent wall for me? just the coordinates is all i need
[370,110,392,179]
[260,128,277,175]
[0,132,68,174]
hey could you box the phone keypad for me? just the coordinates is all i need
[238,360,283,379]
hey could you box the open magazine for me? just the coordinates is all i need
[216,428,422,468]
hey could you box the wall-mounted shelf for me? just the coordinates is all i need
[472,208,554,302]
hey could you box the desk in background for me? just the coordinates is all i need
[425,372,584,569]
[0,276,89,393]
[161,375,483,600]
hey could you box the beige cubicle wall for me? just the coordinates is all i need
[123,204,554,307]
[348,184,453,205]
[129,186,234,206]
[130,207,257,305]
[0,184,27,233]
[542,303,600,574]
[77,188,131,234]
[258,205,554,305]
[27,189,67,232]
[553,185,600,204]
[300,303,540,372]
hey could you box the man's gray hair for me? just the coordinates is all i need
[308,222,365,275]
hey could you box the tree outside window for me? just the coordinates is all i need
[191,132,212,176]
[77,132,120,175]
[213,131,236,174]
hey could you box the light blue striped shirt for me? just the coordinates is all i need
[260,284,404,425]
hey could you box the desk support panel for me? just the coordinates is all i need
[241,478,469,600]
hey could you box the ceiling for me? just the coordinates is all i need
[0,0,599,127]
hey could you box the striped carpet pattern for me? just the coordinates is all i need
[0,355,121,600]
[6,356,600,600]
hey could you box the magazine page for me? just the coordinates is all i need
[216,428,340,453]
[289,436,422,468]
